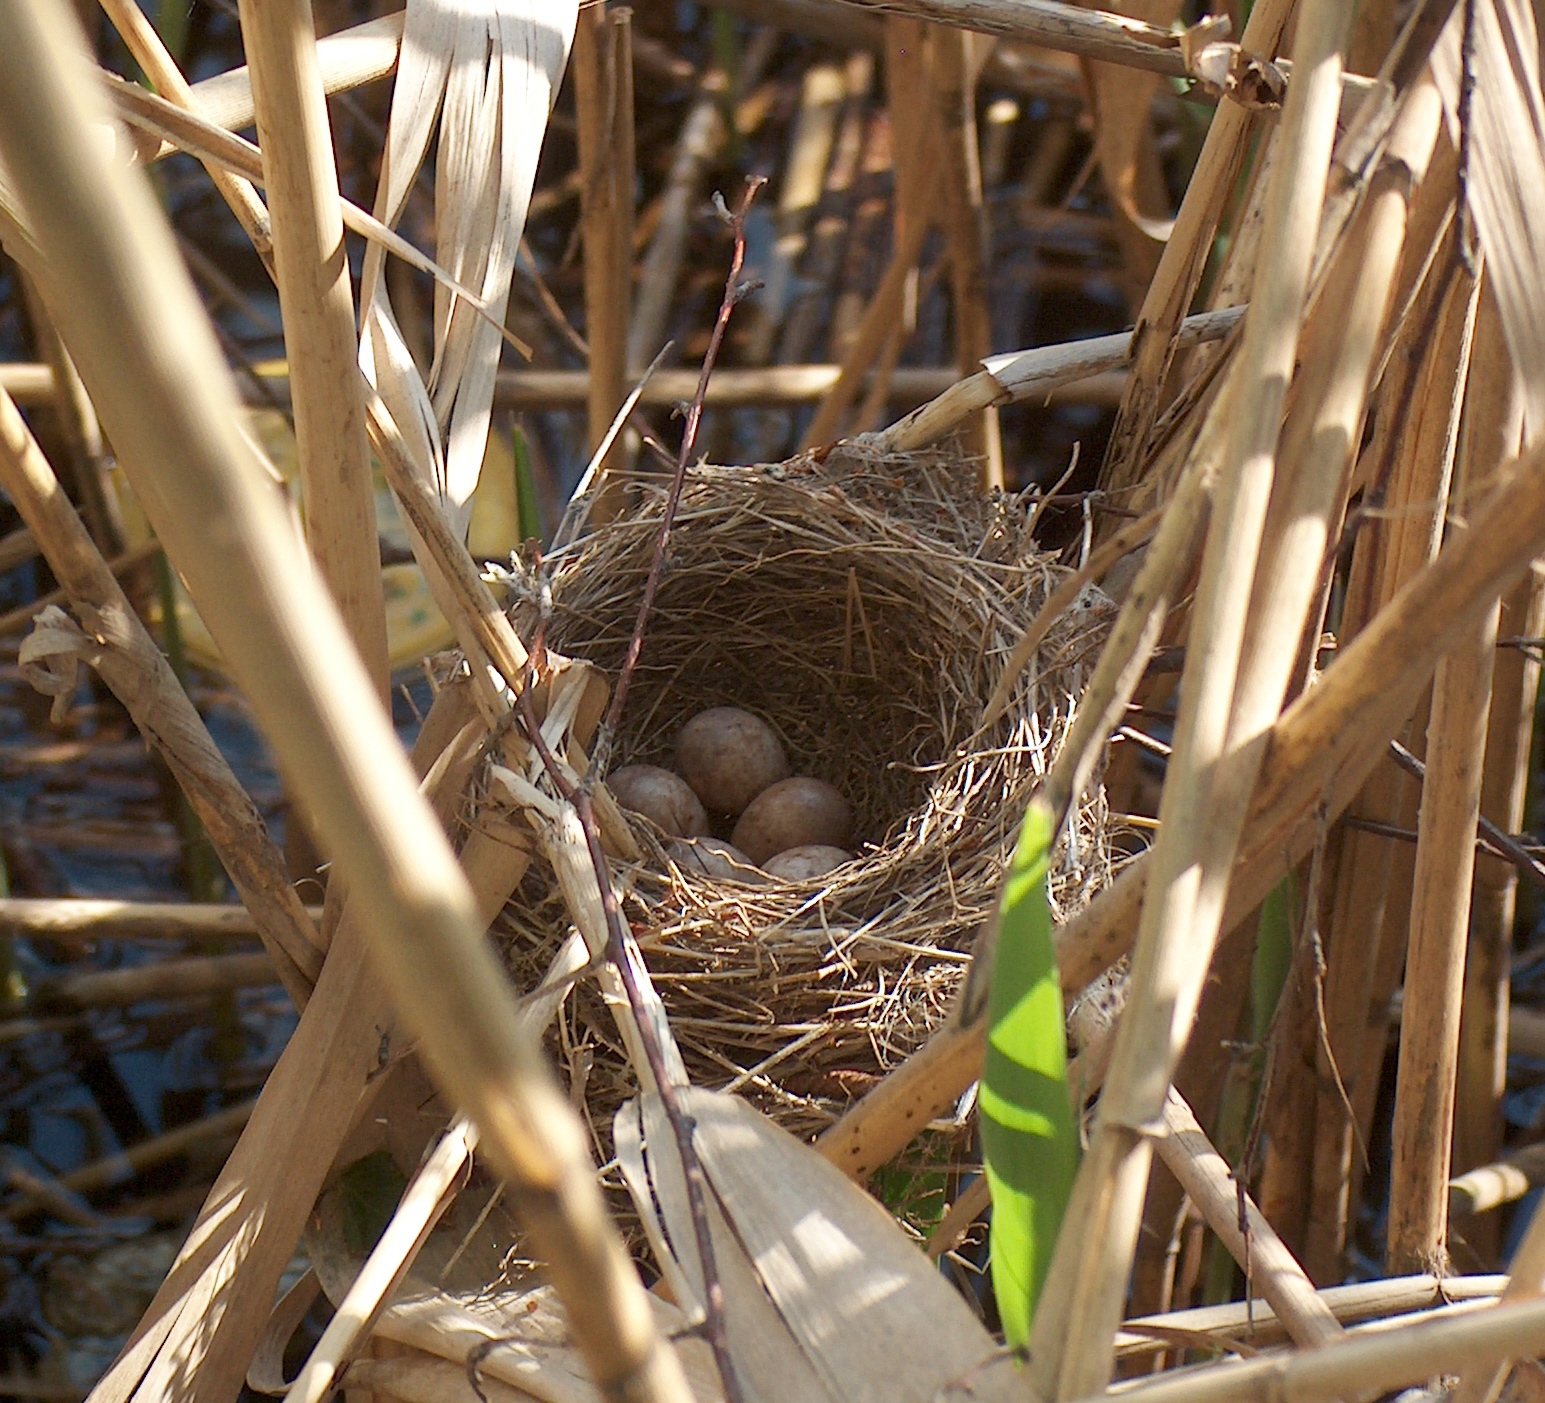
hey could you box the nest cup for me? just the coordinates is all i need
[497,446,1116,1144]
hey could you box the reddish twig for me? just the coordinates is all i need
[512,184,766,1403]
[589,178,766,780]
[514,686,743,1403]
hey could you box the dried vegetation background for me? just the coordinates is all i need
[4,0,1545,1401]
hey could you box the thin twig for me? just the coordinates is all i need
[591,178,767,780]
[510,187,768,1403]
[514,688,743,1403]
[1387,740,1545,892]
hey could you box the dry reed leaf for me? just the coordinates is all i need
[1431,0,1545,433]
[617,1088,1017,1403]
[360,0,577,536]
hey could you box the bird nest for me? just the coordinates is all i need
[493,445,1117,1150]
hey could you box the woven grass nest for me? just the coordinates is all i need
[495,444,1118,1150]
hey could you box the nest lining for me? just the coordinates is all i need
[493,445,1117,1144]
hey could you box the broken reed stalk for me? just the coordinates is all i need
[0,385,323,1002]
[235,0,389,702]
[97,0,273,255]
[872,304,1243,456]
[1387,271,1513,1275]
[574,2,635,522]
[1102,0,1293,493]
[1031,2,1354,1388]
[0,8,689,1402]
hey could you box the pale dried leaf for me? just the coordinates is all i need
[618,1088,1018,1403]
[362,0,577,535]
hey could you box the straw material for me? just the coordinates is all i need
[490,445,1118,1147]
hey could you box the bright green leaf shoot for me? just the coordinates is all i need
[980,797,1080,1348]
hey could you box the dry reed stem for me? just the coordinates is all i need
[830,0,1217,76]
[1298,226,1472,1277]
[930,28,1001,487]
[1101,0,1293,493]
[236,0,389,703]
[1118,1273,1505,1360]
[364,391,529,695]
[1387,268,1511,1276]
[38,951,275,1010]
[0,385,322,1002]
[1451,1142,1545,1219]
[816,1019,984,1180]
[1159,70,1434,1284]
[574,4,635,520]
[1457,562,1545,1231]
[1080,0,1176,311]
[800,190,938,449]
[102,73,534,347]
[1067,1287,1545,1403]
[81,688,484,1403]
[0,356,1128,415]
[627,95,720,372]
[368,394,641,865]
[514,194,769,1403]
[1157,1088,1343,1347]
[627,34,774,372]
[848,20,927,441]
[1036,0,1352,1381]
[0,899,316,944]
[1219,69,1438,1280]
[97,0,273,255]
[0,10,688,1400]
[3,1099,254,1218]
[15,275,122,554]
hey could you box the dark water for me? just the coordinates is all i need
[0,651,434,1391]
